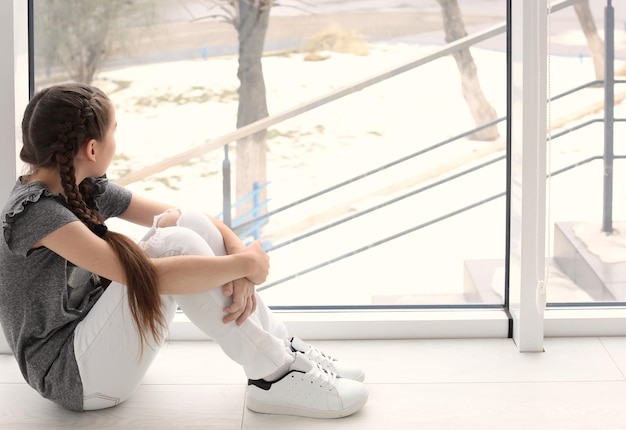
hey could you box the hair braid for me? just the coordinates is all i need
[54,113,104,228]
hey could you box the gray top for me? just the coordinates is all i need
[0,177,132,411]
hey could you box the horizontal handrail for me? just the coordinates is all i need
[548,80,625,102]
[551,118,603,139]
[114,22,508,186]
[550,80,603,101]
[236,117,505,230]
[258,191,507,292]
[259,153,626,293]
[264,113,615,250]
[552,117,626,139]
[237,76,626,232]
[267,154,506,251]
[112,0,578,193]
[550,154,626,177]
[259,113,626,291]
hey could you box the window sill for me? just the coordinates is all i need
[166,309,510,341]
[544,307,626,337]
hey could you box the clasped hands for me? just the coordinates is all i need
[222,240,269,326]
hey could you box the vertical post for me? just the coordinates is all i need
[252,181,260,240]
[508,0,547,352]
[222,144,232,228]
[0,0,28,355]
[28,0,34,98]
[602,0,615,234]
[0,0,28,203]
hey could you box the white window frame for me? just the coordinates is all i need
[0,0,28,354]
[3,0,626,354]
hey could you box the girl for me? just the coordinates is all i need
[0,83,368,419]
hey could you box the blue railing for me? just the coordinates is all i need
[215,181,271,247]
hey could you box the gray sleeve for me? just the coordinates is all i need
[95,182,132,220]
[8,198,78,257]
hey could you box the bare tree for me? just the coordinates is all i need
[34,0,155,85]
[436,0,499,141]
[181,0,285,220]
[233,0,272,220]
[34,0,153,84]
[573,0,605,80]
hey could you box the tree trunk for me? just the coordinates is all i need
[436,0,499,141]
[574,0,605,81]
[235,0,270,223]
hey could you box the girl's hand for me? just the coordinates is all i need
[221,240,267,325]
[222,277,257,325]
[242,240,269,285]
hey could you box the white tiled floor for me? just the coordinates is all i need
[2,337,626,429]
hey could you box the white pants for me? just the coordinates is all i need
[73,210,292,410]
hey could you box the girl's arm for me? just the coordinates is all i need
[35,221,268,295]
[119,192,247,253]
[114,191,262,324]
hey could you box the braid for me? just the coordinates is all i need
[54,104,104,228]
[57,148,103,227]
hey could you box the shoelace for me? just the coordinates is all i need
[304,345,339,370]
[303,362,337,390]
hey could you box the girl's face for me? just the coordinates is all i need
[92,105,117,177]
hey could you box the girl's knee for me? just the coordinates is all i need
[155,209,181,228]
[141,226,214,258]
[142,209,226,257]
[177,210,226,255]
[155,209,220,242]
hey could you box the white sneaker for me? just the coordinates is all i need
[246,352,368,419]
[290,336,365,382]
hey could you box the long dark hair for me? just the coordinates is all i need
[21,83,166,351]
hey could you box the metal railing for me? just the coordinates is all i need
[115,23,508,187]
[113,0,621,303]
[114,0,580,188]
[258,82,626,292]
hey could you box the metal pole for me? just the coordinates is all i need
[222,144,232,228]
[27,0,34,98]
[602,0,615,233]
[252,181,260,240]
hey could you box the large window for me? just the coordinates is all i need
[19,0,626,342]
[31,0,510,310]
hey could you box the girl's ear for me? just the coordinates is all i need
[79,139,98,163]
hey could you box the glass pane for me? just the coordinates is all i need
[546,0,626,305]
[32,0,509,309]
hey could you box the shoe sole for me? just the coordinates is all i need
[246,392,369,419]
